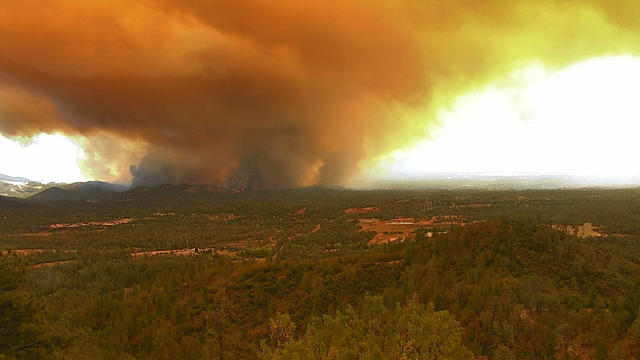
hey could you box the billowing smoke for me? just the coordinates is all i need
[1,1,640,188]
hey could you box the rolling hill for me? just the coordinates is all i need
[27,181,128,203]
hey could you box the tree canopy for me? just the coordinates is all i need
[259,295,472,360]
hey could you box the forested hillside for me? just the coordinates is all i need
[2,187,640,359]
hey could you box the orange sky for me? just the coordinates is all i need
[1,1,640,188]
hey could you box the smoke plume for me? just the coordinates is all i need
[1,1,640,188]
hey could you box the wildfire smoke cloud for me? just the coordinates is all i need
[1,1,639,188]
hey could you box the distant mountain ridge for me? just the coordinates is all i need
[18,182,240,204]
[10,175,640,206]
[27,181,128,203]
[0,174,31,183]
[0,173,130,201]
[0,174,46,198]
[0,174,244,204]
[66,181,128,193]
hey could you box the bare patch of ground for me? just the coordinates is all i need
[131,249,197,257]
[268,236,278,247]
[154,212,176,217]
[130,247,266,260]
[345,206,379,214]
[48,218,134,230]
[367,233,406,245]
[184,186,200,194]
[610,233,630,237]
[205,213,238,221]
[5,232,54,237]
[225,239,253,249]
[130,236,276,258]
[214,249,236,257]
[223,237,277,249]
[2,249,77,256]
[33,260,75,268]
[452,203,494,209]
[143,212,177,220]
[361,215,465,246]
[374,260,404,265]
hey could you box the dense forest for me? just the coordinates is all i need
[2,186,640,359]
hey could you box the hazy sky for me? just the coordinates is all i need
[0,134,85,183]
[362,56,640,185]
[2,1,640,187]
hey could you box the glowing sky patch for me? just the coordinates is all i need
[0,133,87,183]
[370,55,640,183]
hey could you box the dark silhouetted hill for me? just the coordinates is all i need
[0,195,25,208]
[28,181,128,203]
[123,184,233,201]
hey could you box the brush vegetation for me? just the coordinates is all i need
[2,187,640,359]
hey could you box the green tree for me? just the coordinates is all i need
[259,295,472,360]
[0,259,46,359]
[206,288,235,360]
[492,345,515,360]
[267,312,296,349]
[628,313,640,357]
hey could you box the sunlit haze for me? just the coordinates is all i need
[4,56,640,186]
[364,55,640,185]
[0,133,87,183]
